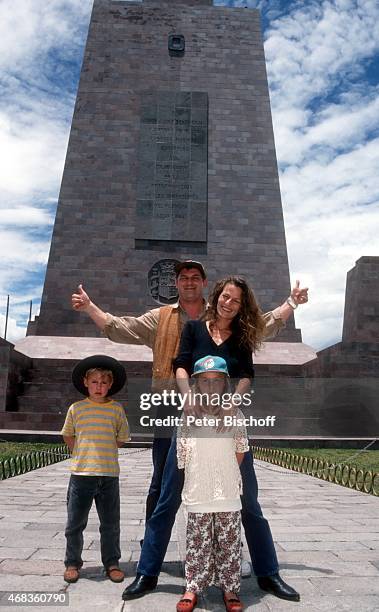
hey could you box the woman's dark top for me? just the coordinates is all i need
[173,320,254,380]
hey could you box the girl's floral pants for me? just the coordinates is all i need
[185,510,241,593]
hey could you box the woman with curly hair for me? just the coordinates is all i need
[175,276,267,404]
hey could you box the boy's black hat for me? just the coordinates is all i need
[72,354,126,396]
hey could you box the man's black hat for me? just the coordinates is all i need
[72,354,126,396]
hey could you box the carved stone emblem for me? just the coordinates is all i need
[148,259,180,304]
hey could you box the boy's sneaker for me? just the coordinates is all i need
[64,567,80,583]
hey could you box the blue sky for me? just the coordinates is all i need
[0,0,378,350]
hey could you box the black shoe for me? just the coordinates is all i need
[121,573,158,600]
[257,574,300,602]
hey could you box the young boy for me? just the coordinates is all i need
[61,354,130,584]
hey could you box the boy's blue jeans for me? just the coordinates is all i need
[65,474,121,569]
[138,437,279,578]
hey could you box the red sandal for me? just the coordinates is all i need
[223,592,243,612]
[176,592,197,612]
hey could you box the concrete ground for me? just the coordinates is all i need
[0,448,378,612]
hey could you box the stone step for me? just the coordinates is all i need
[20,382,76,395]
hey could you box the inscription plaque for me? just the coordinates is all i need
[136,91,208,242]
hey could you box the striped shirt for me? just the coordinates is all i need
[61,398,130,476]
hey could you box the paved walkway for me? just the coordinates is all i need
[0,449,378,612]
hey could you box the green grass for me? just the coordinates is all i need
[0,442,66,462]
[270,448,379,473]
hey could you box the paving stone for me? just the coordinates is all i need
[275,532,379,542]
[279,540,373,552]
[309,576,379,596]
[0,559,63,576]
[354,519,379,529]
[0,574,64,591]
[0,535,64,549]
[264,595,379,612]
[280,560,379,577]
[29,548,101,562]
[0,510,46,520]
[271,524,336,534]
[0,526,60,537]
[25,523,97,533]
[335,550,379,562]
[0,521,30,530]
[0,547,36,560]
[0,449,378,611]
[276,551,339,563]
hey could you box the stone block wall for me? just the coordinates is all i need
[0,338,32,413]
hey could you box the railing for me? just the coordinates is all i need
[252,446,378,496]
[0,446,70,480]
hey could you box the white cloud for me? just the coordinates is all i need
[0,207,54,227]
[0,313,26,343]
[0,1,93,72]
[266,1,379,109]
[0,108,69,201]
[263,0,379,350]
[0,231,50,266]
[0,230,50,316]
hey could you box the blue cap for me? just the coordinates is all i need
[192,355,229,377]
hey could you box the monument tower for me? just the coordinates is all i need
[32,0,301,340]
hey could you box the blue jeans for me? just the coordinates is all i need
[145,437,173,522]
[65,474,121,569]
[138,438,279,578]
[240,449,279,577]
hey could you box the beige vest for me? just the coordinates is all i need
[152,306,183,385]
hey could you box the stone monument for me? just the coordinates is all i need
[30,0,301,341]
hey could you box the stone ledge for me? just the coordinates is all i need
[15,336,317,366]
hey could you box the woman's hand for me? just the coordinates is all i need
[277,280,309,322]
[216,395,240,433]
[183,396,204,421]
[290,280,309,306]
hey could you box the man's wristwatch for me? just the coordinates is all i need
[286,296,298,309]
